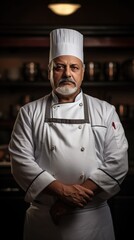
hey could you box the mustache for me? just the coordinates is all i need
[58,77,76,85]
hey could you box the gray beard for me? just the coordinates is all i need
[55,77,78,96]
[55,85,78,96]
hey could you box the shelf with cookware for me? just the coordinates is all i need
[0,25,134,166]
[0,26,134,240]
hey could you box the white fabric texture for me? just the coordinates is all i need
[24,202,115,240]
[8,91,128,240]
[49,28,84,63]
[8,92,128,203]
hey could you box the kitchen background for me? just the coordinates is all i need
[0,0,134,239]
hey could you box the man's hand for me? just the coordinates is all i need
[60,184,94,207]
[45,181,94,208]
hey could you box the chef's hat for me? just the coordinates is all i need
[49,28,84,63]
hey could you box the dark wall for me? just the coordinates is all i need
[0,0,134,26]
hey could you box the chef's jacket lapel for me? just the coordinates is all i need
[45,92,89,123]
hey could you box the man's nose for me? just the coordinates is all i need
[64,65,71,78]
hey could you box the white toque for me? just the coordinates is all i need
[49,28,84,63]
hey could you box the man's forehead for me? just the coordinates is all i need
[53,55,82,64]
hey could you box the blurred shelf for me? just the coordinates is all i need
[1,36,134,48]
[0,25,134,48]
[0,80,134,89]
[0,119,15,129]
[82,81,134,88]
[0,161,10,167]
[0,80,51,88]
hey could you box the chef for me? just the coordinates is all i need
[8,28,128,240]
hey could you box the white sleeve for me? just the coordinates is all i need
[90,105,128,199]
[8,106,56,203]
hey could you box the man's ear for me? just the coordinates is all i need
[48,68,50,80]
[82,64,85,81]
[48,61,53,80]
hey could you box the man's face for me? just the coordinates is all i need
[48,55,85,97]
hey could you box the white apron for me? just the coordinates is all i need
[23,94,115,240]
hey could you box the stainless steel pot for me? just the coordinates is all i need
[22,62,41,81]
[85,61,101,81]
[122,58,134,81]
[103,61,119,81]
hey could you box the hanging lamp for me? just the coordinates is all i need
[48,1,81,16]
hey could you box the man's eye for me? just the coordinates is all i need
[71,66,79,71]
[54,65,64,71]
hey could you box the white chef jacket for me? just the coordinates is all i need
[8,90,128,201]
[8,90,128,240]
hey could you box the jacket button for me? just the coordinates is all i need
[78,125,82,129]
[51,145,56,151]
[79,103,83,107]
[80,172,84,179]
[81,147,85,151]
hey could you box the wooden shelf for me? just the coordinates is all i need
[0,80,51,88]
[0,80,134,88]
[0,36,134,48]
[0,25,134,48]
[0,37,50,48]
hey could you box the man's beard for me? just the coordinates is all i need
[55,77,78,96]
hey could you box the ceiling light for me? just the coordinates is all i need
[48,1,81,16]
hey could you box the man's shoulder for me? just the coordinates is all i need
[85,93,108,104]
[84,93,115,117]
[20,94,50,113]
